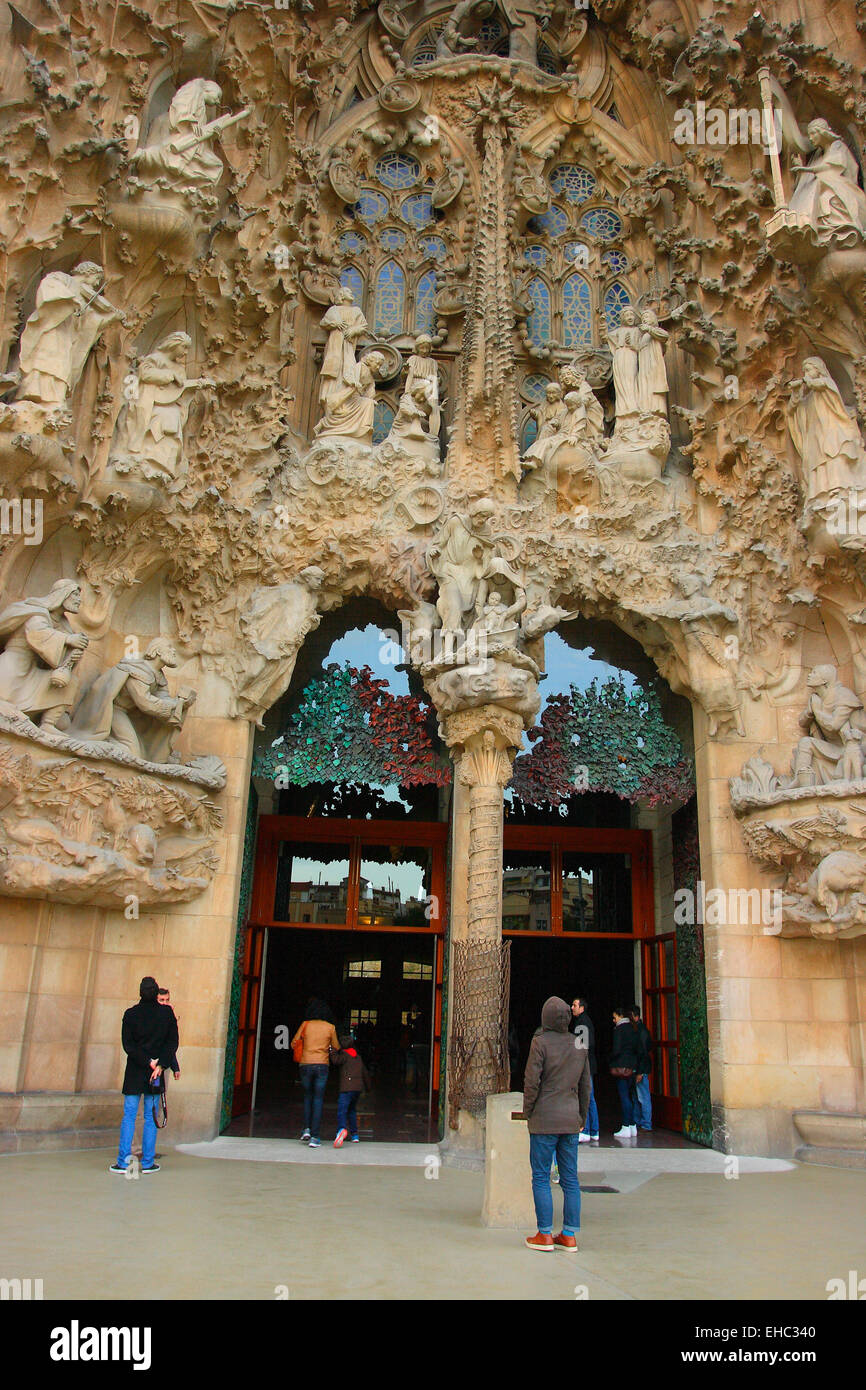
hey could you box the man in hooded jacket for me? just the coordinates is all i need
[521,995,590,1253]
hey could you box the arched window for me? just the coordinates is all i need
[603,282,631,333]
[373,261,405,336]
[526,279,551,348]
[415,271,437,335]
[550,165,597,205]
[340,266,364,304]
[373,399,395,444]
[375,154,420,190]
[562,274,592,347]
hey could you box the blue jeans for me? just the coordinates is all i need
[300,1063,329,1137]
[635,1074,652,1129]
[616,1076,638,1126]
[529,1133,581,1236]
[118,1092,157,1169]
[337,1090,360,1137]
[581,1078,599,1137]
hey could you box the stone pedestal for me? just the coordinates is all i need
[481,1091,536,1229]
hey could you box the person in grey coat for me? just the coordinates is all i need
[521,996,591,1253]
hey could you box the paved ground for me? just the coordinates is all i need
[2,1145,863,1300]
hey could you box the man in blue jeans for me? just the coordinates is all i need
[110,976,178,1174]
[522,996,591,1253]
[629,1003,653,1131]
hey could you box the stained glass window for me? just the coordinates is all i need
[411,25,443,66]
[373,400,395,444]
[580,207,623,242]
[354,190,389,225]
[526,278,551,348]
[340,265,364,305]
[522,373,552,402]
[375,153,420,190]
[478,18,508,54]
[380,226,407,251]
[537,41,559,76]
[527,204,569,238]
[603,249,629,274]
[373,260,405,335]
[524,244,548,268]
[550,165,597,204]
[415,270,437,334]
[338,231,367,255]
[420,235,447,262]
[564,240,590,266]
[401,192,434,228]
[522,415,539,452]
[562,273,592,347]
[604,281,631,333]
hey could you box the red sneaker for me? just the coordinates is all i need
[334,1128,348,1148]
[524,1232,554,1253]
[552,1233,578,1252]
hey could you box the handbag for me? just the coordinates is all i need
[610,1066,634,1078]
[292,1022,307,1065]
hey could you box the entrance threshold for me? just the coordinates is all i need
[176,1137,440,1168]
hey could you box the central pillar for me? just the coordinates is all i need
[442,705,523,1147]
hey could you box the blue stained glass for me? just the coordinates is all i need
[354,190,389,224]
[339,265,364,305]
[526,277,551,348]
[373,260,405,335]
[580,207,623,242]
[562,273,592,347]
[379,226,407,251]
[524,244,548,268]
[373,400,395,444]
[522,415,539,451]
[522,373,552,402]
[537,40,559,76]
[401,192,434,228]
[411,25,444,67]
[478,17,507,52]
[527,204,568,238]
[338,231,367,255]
[603,249,629,274]
[415,270,437,334]
[420,235,447,262]
[604,281,631,333]
[564,240,590,266]
[550,165,597,204]
[375,154,420,190]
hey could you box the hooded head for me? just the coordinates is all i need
[540,996,571,1033]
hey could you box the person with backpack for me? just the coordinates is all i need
[330,1030,372,1146]
[110,976,178,1174]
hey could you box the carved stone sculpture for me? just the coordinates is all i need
[129,80,247,197]
[0,580,88,729]
[17,264,121,407]
[68,639,195,764]
[404,336,441,438]
[384,381,440,464]
[318,288,369,409]
[789,120,866,248]
[607,307,642,421]
[637,309,669,418]
[313,350,385,446]
[788,358,866,534]
[235,567,325,726]
[108,332,213,486]
[791,665,866,787]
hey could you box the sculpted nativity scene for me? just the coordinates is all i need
[1,0,865,1165]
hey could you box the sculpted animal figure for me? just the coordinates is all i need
[805,851,866,918]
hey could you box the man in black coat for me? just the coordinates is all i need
[110,976,178,1174]
[630,1002,653,1132]
[571,997,599,1142]
[522,996,590,1254]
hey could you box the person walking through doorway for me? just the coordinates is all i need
[630,1003,653,1132]
[291,998,339,1148]
[610,1005,640,1138]
[521,996,590,1253]
[331,1030,372,1146]
[571,997,599,1142]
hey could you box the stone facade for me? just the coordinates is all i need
[1,0,866,1157]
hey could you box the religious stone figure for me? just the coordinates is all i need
[788,357,866,514]
[435,0,490,58]
[68,638,195,763]
[790,664,866,787]
[523,382,567,468]
[318,287,369,409]
[235,567,325,727]
[129,80,248,196]
[109,332,214,485]
[384,381,439,463]
[789,119,866,247]
[428,501,496,633]
[17,263,122,407]
[0,580,88,729]
[404,335,441,438]
[559,365,605,444]
[607,307,642,420]
[637,309,669,418]
[313,350,385,445]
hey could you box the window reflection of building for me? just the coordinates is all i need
[562,869,595,931]
[288,875,350,923]
[502,865,551,931]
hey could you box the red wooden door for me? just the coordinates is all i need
[641,931,682,1130]
[232,924,266,1117]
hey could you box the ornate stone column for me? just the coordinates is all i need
[442,705,524,1146]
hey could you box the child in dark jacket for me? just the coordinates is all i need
[331,1031,372,1147]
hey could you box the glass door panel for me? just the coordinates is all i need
[502,849,551,931]
[274,840,351,924]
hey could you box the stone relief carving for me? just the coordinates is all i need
[106,333,214,492]
[787,358,866,549]
[68,639,196,765]
[15,264,122,409]
[0,580,89,730]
